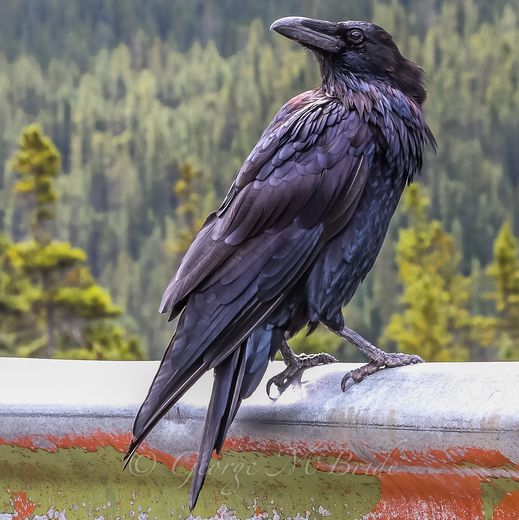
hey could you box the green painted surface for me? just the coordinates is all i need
[0,446,381,519]
[481,477,519,519]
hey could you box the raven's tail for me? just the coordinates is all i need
[124,323,282,511]
[189,325,282,509]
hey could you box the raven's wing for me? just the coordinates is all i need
[125,92,374,492]
[160,90,370,318]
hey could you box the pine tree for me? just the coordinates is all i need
[381,184,481,361]
[9,124,143,359]
[0,234,38,353]
[171,162,205,256]
[486,222,519,359]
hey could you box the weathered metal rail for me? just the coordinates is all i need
[1,358,518,519]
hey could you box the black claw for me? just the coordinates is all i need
[340,373,350,392]
[266,377,281,399]
[266,379,275,399]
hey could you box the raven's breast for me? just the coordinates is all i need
[305,163,407,330]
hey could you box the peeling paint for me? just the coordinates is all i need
[0,432,196,472]
[0,443,381,519]
[3,434,519,519]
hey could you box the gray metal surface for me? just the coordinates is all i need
[2,358,519,461]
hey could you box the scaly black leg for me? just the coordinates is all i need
[266,337,338,397]
[337,326,424,391]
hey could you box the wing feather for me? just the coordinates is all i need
[161,97,369,318]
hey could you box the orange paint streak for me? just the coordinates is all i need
[3,428,517,520]
[10,491,36,520]
[223,436,363,463]
[492,489,519,520]
[3,431,517,478]
[366,473,485,520]
[0,432,195,472]
[371,447,514,471]
[223,437,517,477]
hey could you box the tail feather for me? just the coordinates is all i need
[125,319,282,510]
[189,345,246,509]
[123,352,207,467]
[189,326,277,509]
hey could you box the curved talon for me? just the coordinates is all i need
[266,364,301,398]
[266,374,284,399]
[266,378,276,399]
[341,373,351,392]
[341,361,379,391]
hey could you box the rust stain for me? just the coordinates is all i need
[3,430,518,518]
[223,436,518,478]
[0,432,196,472]
[3,432,517,478]
[10,490,36,520]
[371,447,515,471]
[492,489,519,519]
[366,473,485,520]
[3,432,519,519]
[0,431,133,454]
[4,430,515,472]
[223,436,364,463]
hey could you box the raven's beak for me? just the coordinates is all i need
[270,17,342,53]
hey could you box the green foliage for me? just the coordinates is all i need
[9,241,86,272]
[9,124,61,243]
[170,163,206,256]
[4,125,142,360]
[0,234,39,353]
[486,222,519,358]
[0,1,517,358]
[381,185,488,361]
[56,323,144,361]
[0,234,35,315]
[54,285,121,319]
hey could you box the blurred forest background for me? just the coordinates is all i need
[0,0,518,362]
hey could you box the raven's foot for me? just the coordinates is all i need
[266,340,337,397]
[338,326,424,391]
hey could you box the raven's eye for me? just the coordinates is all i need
[347,29,364,44]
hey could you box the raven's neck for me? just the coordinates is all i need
[321,69,401,109]
[318,70,435,183]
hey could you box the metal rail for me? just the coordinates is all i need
[1,358,518,519]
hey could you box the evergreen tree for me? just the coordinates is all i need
[381,184,482,361]
[486,222,519,359]
[170,162,205,256]
[0,234,37,353]
[9,125,143,359]
[0,1,517,359]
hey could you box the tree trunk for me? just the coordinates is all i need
[42,272,56,358]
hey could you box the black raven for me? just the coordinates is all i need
[125,17,436,509]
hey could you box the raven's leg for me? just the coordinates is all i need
[337,326,424,391]
[266,337,337,397]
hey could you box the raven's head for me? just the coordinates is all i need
[271,17,426,105]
